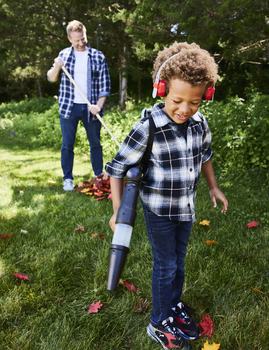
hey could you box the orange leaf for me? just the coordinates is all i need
[87,300,103,314]
[199,220,210,227]
[199,314,214,338]
[0,233,15,239]
[201,340,221,350]
[120,279,139,293]
[204,239,218,246]
[251,287,265,294]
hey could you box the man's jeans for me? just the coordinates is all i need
[143,206,192,325]
[60,103,103,179]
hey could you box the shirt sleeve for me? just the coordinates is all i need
[105,118,149,178]
[98,57,111,97]
[201,116,213,163]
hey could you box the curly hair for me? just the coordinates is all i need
[152,42,218,86]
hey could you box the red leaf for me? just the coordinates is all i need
[87,300,103,314]
[0,233,15,239]
[246,220,259,229]
[120,279,139,293]
[13,272,30,281]
[199,314,214,338]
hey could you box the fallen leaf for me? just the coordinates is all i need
[87,300,103,314]
[251,287,265,294]
[133,297,150,313]
[199,314,214,338]
[74,224,85,233]
[13,272,30,281]
[0,233,15,239]
[91,232,105,240]
[120,279,139,293]
[246,220,259,229]
[204,240,218,246]
[199,220,210,227]
[202,340,220,350]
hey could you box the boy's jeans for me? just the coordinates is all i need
[143,206,192,326]
[60,103,103,179]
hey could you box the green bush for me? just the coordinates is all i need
[1,95,269,173]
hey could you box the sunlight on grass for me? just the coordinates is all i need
[0,175,13,207]
[0,258,6,277]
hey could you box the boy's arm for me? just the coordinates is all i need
[109,177,124,231]
[202,159,228,213]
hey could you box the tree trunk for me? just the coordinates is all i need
[36,79,42,97]
[119,45,127,110]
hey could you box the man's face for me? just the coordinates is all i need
[68,30,87,51]
[163,78,206,124]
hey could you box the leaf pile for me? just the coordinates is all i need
[76,176,111,201]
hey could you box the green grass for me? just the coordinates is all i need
[1,115,269,350]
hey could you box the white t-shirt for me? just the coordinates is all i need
[74,50,88,103]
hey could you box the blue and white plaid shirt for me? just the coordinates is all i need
[58,46,111,119]
[106,103,212,222]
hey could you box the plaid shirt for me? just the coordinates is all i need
[105,103,212,222]
[58,46,111,119]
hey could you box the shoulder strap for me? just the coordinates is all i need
[140,116,156,174]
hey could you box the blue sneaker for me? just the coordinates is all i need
[147,316,191,349]
[171,302,199,341]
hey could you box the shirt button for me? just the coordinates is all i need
[190,168,193,172]
[188,203,191,207]
[188,149,191,153]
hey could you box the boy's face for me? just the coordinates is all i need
[163,78,206,124]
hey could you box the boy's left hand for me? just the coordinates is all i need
[209,187,228,213]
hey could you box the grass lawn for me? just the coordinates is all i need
[1,140,269,350]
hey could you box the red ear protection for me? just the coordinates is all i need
[153,80,167,97]
[153,81,215,101]
[204,86,215,101]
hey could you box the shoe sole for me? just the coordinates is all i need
[147,325,169,350]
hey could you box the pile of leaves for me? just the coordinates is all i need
[75,176,111,201]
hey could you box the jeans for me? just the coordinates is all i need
[60,103,103,179]
[143,206,192,325]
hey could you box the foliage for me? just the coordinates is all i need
[0,0,268,101]
[0,94,269,177]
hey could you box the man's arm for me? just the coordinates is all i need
[202,159,228,213]
[47,57,64,82]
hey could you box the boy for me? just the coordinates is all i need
[106,42,228,349]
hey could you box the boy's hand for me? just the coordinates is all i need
[109,212,117,232]
[209,187,228,213]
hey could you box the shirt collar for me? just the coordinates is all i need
[151,103,203,128]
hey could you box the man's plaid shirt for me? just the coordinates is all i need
[58,46,110,119]
[106,103,213,222]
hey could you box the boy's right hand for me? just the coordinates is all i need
[109,212,117,232]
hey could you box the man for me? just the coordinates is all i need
[47,20,111,191]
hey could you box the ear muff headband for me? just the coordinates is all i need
[152,52,182,98]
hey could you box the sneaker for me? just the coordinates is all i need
[171,302,199,341]
[63,179,74,191]
[147,317,191,349]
